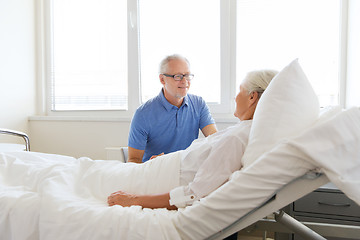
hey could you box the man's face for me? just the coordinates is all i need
[160,59,191,101]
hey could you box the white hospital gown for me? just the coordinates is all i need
[169,120,252,208]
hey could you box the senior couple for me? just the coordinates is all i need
[108,54,278,211]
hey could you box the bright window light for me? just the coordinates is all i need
[139,0,220,104]
[237,0,340,107]
[51,0,127,111]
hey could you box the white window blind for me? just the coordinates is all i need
[51,0,128,111]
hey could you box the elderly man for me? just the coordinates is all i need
[127,54,217,163]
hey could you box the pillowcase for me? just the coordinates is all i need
[241,59,320,168]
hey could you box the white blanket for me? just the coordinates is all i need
[0,151,181,240]
[1,108,360,240]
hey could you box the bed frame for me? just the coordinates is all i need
[208,173,360,240]
[0,128,30,151]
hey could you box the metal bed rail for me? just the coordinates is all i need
[0,128,30,151]
[206,174,329,240]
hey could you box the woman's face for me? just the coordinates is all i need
[234,85,252,120]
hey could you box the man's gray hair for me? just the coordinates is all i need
[242,69,278,96]
[159,54,190,74]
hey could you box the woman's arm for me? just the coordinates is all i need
[108,191,177,210]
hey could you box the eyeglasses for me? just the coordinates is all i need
[162,73,194,81]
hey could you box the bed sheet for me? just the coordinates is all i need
[1,108,359,240]
[0,151,181,240]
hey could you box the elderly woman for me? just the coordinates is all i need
[108,69,278,210]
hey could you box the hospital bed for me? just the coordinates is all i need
[0,130,332,239]
[1,128,359,240]
[110,149,342,239]
[117,149,360,239]
[1,59,359,239]
[208,173,329,240]
[208,173,360,240]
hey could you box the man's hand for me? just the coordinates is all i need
[150,152,164,160]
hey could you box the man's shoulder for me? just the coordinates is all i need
[136,95,162,113]
[131,97,160,128]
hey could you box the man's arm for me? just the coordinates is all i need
[201,123,217,137]
[108,191,177,210]
[127,147,145,163]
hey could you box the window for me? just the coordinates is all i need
[50,0,127,111]
[44,0,344,116]
[236,0,341,107]
[139,0,220,104]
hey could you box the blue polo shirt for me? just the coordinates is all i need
[128,90,215,162]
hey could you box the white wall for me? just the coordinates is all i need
[29,118,131,159]
[28,117,235,160]
[0,0,36,143]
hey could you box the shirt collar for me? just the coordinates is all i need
[159,89,189,111]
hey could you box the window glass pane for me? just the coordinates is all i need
[237,0,340,107]
[52,0,127,111]
[139,0,220,103]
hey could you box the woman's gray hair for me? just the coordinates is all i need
[242,69,278,96]
[159,54,190,74]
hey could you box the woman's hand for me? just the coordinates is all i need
[107,191,176,210]
[108,191,138,207]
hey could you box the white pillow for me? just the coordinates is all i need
[241,59,320,168]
